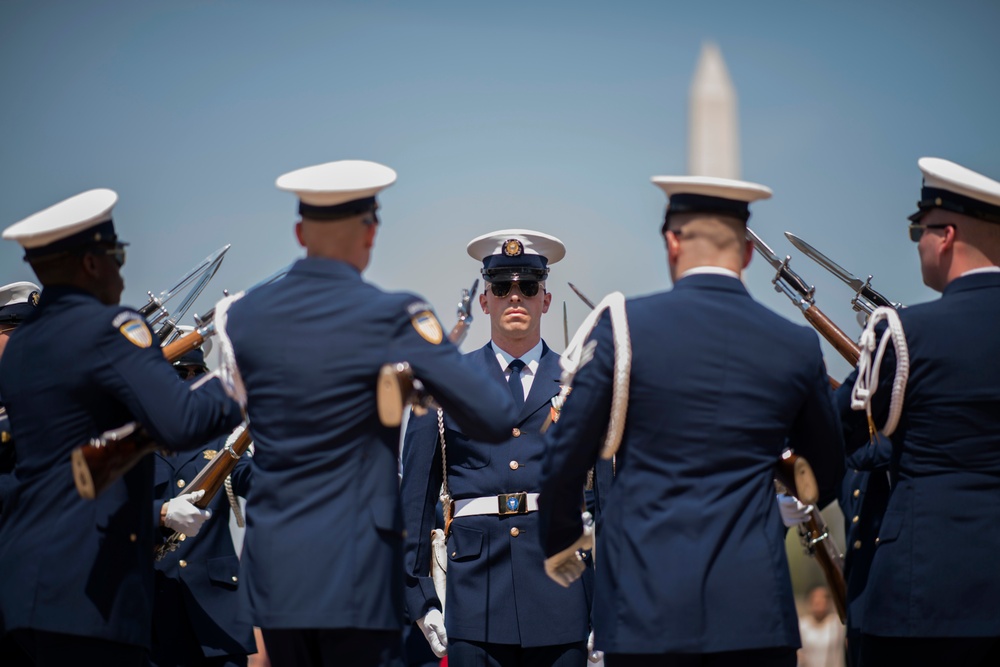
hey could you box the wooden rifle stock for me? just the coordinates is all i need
[801,305,861,367]
[776,451,847,624]
[72,328,213,499]
[154,427,252,560]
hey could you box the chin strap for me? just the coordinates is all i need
[556,291,631,460]
[851,306,910,438]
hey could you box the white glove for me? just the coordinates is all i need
[416,608,448,657]
[164,489,212,537]
[776,493,813,527]
[587,629,604,663]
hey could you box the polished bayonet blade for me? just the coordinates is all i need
[166,245,231,325]
[567,282,596,310]
[746,228,784,271]
[784,233,865,293]
[563,301,569,349]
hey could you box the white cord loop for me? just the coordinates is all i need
[851,306,909,437]
[212,291,248,407]
[558,292,631,460]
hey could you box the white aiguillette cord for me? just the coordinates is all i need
[209,291,248,407]
[557,291,631,460]
[851,306,909,439]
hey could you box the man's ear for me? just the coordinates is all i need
[665,230,681,265]
[363,220,377,249]
[81,252,101,279]
[743,238,753,269]
[479,291,489,314]
[541,289,551,314]
[294,221,306,248]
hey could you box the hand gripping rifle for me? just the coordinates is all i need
[72,265,289,500]
[775,449,847,623]
[153,425,253,560]
[377,279,479,427]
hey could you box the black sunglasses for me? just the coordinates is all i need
[908,223,953,243]
[489,281,541,298]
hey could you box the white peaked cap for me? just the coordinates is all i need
[3,189,119,249]
[467,229,566,264]
[276,160,397,207]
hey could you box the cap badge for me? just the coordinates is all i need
[118,319,153,348]
[29,291,40,307]
[411,310,444,345]
[503,239,524,257]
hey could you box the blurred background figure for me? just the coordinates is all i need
[0,281,39,516]
[797,586,845,667]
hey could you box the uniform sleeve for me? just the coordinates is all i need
[229,446,253,497]
[400,408,445,620]
[388,298,516,443]
[540,312,614,557]
[93,309,243,452]
[787,339,846,509]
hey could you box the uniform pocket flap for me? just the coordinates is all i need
[448,523,483,561]
[207,555,240,587]
[369,496,404,535]
[877,510,904,544]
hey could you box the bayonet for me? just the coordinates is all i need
[448,279,479,347]
[139,244,231,342]
[567,282,596,310]
[784,232,902,314]
[747,228,861,366]
[563,301,569,349]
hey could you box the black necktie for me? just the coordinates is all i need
[508,359,526,410]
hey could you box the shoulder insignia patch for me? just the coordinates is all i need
[411,310,443,345]
[406,301,434,317]
[119,318,153,348]
[203,450,217,460]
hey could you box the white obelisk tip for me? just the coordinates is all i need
[688,41,740,179]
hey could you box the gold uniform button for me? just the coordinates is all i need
[512,428,521,438]
[509,461,519,470]
[875,537,881,545]
[176,479,186,489]
[853,489,860,498]
[852,515,860,524]
[232,576,238,583]
[129,533,137,542]
[178,534,187,542]
[854,540,862,550]
[510,527,520,537]
[451,551,457,558]
[179,560,188,568]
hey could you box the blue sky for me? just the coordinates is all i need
[2,1,998,377]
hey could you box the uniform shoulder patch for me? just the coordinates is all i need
[112,310,153,348]
[405,300,443,345]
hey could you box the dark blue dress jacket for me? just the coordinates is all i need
[0,286,242,648]
[540,274,845,655]
[838,272,1000,637]
[401,342,591,647]
[225,258,516,631]
[151,435,256,664]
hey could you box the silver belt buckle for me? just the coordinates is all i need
[498,492,528,515]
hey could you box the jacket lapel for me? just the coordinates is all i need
[520,342,561,423]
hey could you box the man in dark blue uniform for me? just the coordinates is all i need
[402,229,592,666]
[221,160,517,667]
[539,175,844,667]
[0,281,40,516]
[839,434,890,667]
[0,189,242,665]
[151,345,257,667]
[837,158,1000,666]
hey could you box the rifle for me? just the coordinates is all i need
[154,426,253,560]
[376,279,479,427]
[775,450,847,623]
[747,228,861,367]
[784,232,903,316]
[72,265,289,500]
